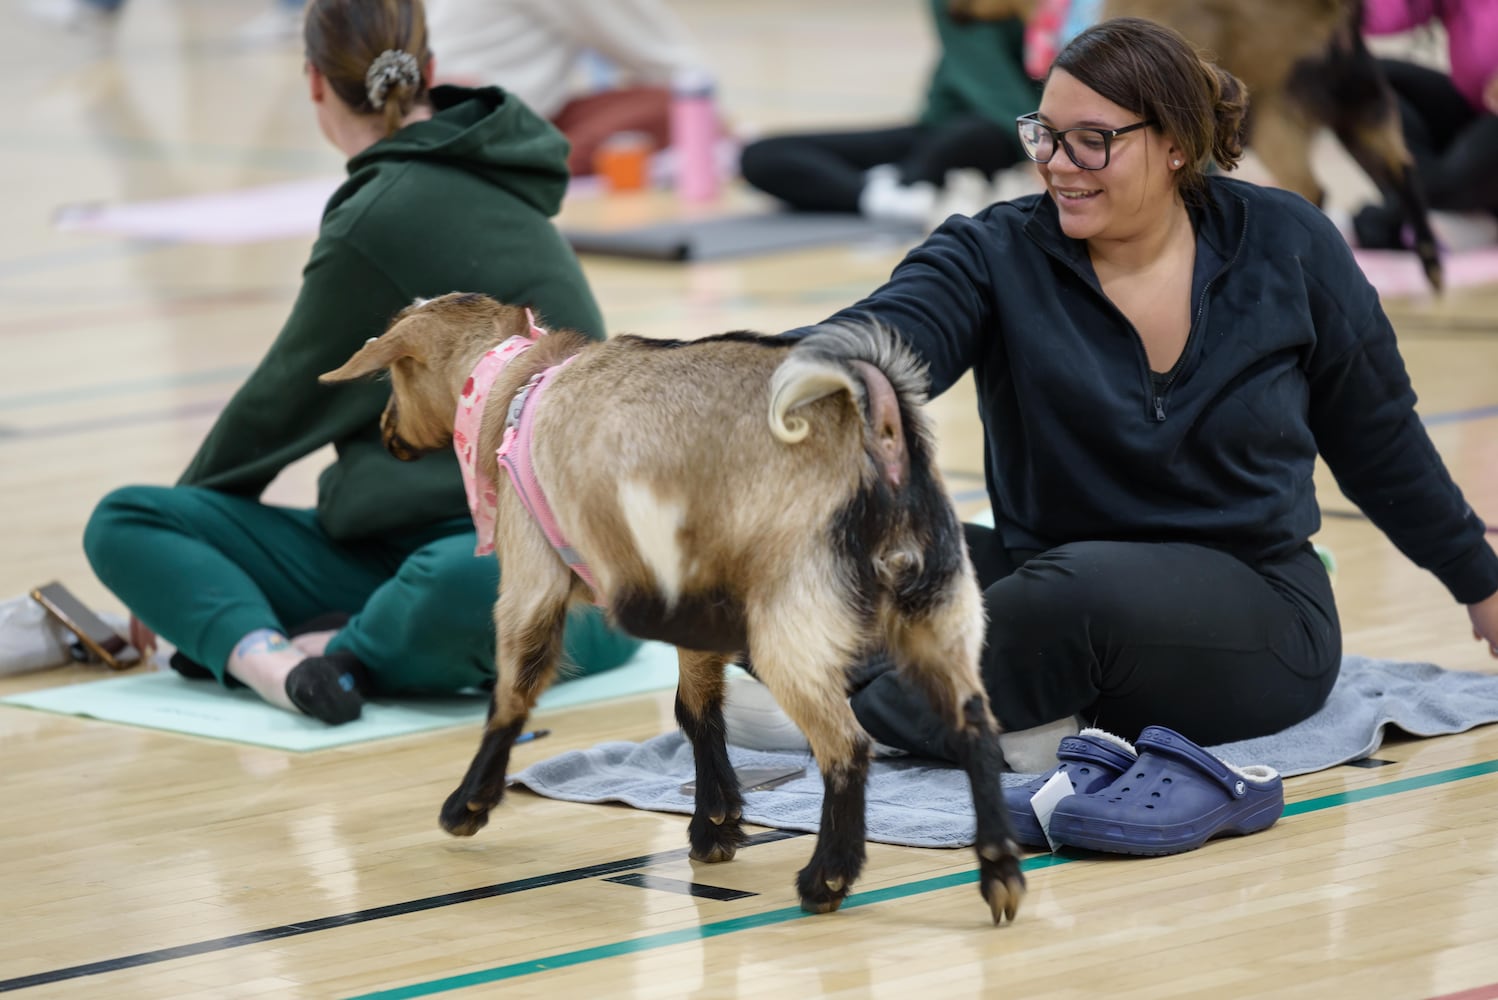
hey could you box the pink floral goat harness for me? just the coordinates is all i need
[453,312,601,600]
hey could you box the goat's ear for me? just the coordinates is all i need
[319,316,426,384]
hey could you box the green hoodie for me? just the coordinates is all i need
[919,0,1039,138]
[179,86,603,542]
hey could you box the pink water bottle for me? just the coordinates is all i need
[670,68,719,202]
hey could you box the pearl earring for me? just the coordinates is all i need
[1172,159,1182,167]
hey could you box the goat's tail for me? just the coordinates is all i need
[768,318,929,444]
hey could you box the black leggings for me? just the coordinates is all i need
[1381,58,1498,215]
[849,524,1342,763]
[738,117,1021,213]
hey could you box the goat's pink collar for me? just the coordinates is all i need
[452,312,600,601]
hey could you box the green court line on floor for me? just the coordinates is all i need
[1282,758,1498,816]
[346,758,1498,1000]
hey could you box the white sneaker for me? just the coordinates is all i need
[858,165,937,228]
[929,167,993,227]
[991,162,1044,203]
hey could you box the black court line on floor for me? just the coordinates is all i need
[604,873,757,901]
[0,829,805,993]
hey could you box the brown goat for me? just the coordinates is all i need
[319,293,1026,923]
[948,0,1443,289]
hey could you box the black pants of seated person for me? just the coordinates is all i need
[738,116,1020,213]
[847,523,1342,764]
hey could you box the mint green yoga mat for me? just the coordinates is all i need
[0,641,682,752]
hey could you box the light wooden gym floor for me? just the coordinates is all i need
[2,1,1497,997]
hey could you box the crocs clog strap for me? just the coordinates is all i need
[1057,734,1137,773]
[1134,726,1246,799]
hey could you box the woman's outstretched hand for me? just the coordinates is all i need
[1469,590,1498,659]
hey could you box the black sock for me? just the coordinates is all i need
[285,651,369,726]
[168,651,215,681]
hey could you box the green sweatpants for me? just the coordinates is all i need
[82,485,641,694]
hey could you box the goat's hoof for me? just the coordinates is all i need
[983,876,1025,925]
[796,867,853,914]
[688,811,745,863]
[978,846,1026,925]
[689,842,738,863]
[799,893,845,915]
[439,791,494,837]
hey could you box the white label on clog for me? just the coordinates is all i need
[1030,769,1076,854]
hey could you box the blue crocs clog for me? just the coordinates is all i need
[1004,729,1138,848]
[1046,725,1285,856]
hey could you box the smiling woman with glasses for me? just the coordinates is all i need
[1015,112,1157,170]
[774,16,1498,810]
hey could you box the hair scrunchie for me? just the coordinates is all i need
[365,49,420,110]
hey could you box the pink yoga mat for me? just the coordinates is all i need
[1352,247,1498,299]
[54,177,341,245]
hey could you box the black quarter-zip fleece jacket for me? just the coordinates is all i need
[808,176,1498,604]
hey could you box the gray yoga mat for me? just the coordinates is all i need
[562,212,924,262]
[511,655,1498,848]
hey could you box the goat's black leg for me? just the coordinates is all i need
[895,653,1026,923]
[796,753,869,913]
[676,651,746,862]
[898,663,1026,923]
[440,585,569,838]
[955,693,1026,925]
[748,601,872,913]
[440,714,528,837]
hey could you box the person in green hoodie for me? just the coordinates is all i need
[82,0,640,724]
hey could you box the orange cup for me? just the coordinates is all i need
[594,131,653,192]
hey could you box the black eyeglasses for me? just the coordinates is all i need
[1015,113,1157,170]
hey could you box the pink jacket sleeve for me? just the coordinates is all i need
[1362,0,1438,34]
